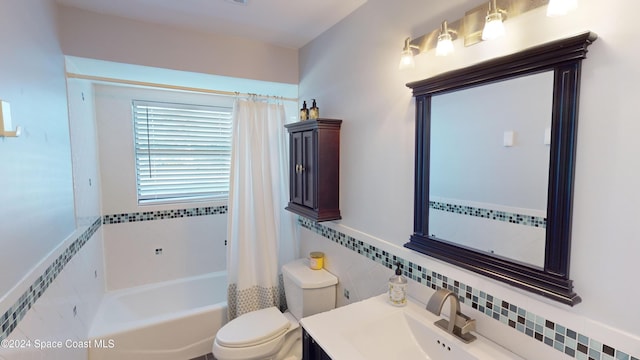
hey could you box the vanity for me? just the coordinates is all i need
[300,294,523,360]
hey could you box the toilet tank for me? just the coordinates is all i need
[282,258,338,320]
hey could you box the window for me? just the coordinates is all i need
[132,100,232,204]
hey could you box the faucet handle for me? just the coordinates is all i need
[459,317,476,335]
[451,312,477,343]
[453,311,476,334]
[427,289,477,343]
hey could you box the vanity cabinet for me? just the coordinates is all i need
[303,328,332,360]
[285,119,342,222]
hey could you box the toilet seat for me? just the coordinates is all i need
[216,307,290,348]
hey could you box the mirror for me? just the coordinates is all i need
[429,70,553,268]
[405,32,597,305]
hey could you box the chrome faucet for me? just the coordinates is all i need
[426,288,477,343]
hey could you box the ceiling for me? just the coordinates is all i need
[55,0,368,49]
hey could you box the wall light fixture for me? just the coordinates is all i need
[398,0,578,70]
[435,21,456,56]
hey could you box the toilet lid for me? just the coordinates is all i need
[216,307,290,348]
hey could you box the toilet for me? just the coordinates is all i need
[212,258,338,360]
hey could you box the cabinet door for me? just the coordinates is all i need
[290,131,304,205]
[303,329,332,360]
[301,130,316,208]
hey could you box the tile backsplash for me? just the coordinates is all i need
[0,217,102,343]
[430,200,546,228]
[102,205,227,224]
[102,205,227,290]
[3,207,634,360]
[299,217,639,360]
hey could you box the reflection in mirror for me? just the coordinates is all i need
[429,71,553,268]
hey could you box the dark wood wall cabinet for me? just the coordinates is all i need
[285,119,342,222]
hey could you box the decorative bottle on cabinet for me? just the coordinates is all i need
[300,101,309,120]
[285,118,342,222]
[309,99,319,120]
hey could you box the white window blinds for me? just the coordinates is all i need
[132,100,232,204]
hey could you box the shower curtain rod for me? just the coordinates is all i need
[65,72,298,102]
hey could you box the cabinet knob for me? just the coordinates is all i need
[295,164,305,173]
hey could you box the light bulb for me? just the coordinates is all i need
[436,33,454,56]
[482,12,505,41]
[436,21,455,57]
[547,0,578,17]
[399,49,415,70]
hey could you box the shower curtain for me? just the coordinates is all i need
[226,97,297,320]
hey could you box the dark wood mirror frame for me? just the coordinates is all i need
[405,32,597,306]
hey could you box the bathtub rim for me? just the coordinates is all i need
[103,270,227,298]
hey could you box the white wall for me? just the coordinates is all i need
[299,0,640,358]
[430,70,552,210]
[94,84,230,290]
[57,5,299,84]
[92,80,297,291]
[0,0,75,300]
[0,2,105,358]
[67,80,102,224]
[57,3,301,291]
[428,200,547,267]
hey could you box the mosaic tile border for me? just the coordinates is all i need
[103,205,227,224]
[0,217,102,342]
[1,205,223,342]
[430,200,547,228]
[299,217,638,360]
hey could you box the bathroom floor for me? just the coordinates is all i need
[190,353,216,360]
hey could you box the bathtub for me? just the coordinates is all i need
[88,272,227,360]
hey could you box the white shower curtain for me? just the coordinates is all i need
[226,97,298,320]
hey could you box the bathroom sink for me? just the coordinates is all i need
[300,294,523,360]
[346,310,477,360]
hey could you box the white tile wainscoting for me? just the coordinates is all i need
[0,219,104,360]
[298,218,640,360]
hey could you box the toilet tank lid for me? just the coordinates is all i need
[282,258,338,289]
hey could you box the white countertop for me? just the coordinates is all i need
[300,293,523,360]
